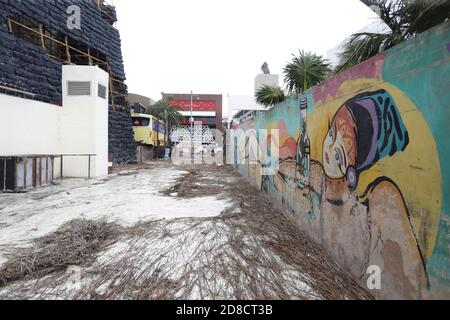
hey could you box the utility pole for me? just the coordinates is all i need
[190,91,194,157]
[190,90,194,136]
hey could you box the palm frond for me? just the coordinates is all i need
[337,0,450,73]
[255,85,286,107]
[335,32,395,72]
[360,0,405,34]
[402,0,450,37]
[283,50,331,94]
[146,98,184,125]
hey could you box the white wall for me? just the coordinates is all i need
[61,66,109,178]
[0,65,109,179]
[0,95,61,156]
[254,74,280,93]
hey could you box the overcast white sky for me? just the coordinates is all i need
[114,0,379,107]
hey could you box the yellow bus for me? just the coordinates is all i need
[131,113,166,146]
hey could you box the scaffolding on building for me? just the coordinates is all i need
[6,14,127,110]
[92,0,117,24]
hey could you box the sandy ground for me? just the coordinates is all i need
[0,161,373,300]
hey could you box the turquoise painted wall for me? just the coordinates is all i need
[382,22,450,294]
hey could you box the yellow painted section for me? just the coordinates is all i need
[131,114,153,146]
[308,79,442,258]
[132,126,152,145]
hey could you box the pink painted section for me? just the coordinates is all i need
[312,53,386,104]
[278,121,297,160]
[280,138,297,160]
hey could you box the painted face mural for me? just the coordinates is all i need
[323,90,410,190]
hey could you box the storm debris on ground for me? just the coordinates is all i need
[0,219,122,287]
[0,162,373,300]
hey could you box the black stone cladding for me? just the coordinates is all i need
[109,105,137,165]
[0,0,136,164]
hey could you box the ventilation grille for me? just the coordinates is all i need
[67,81,91,96]
[98,84,107,99]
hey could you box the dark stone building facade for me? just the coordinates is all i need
[0,0,136,164]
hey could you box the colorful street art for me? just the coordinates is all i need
[234,22,449,299]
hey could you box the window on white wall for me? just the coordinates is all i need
[67,81,91,96]
[98,84,107,99]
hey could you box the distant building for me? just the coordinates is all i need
[162,93,223,131]
[228,95,265,117]
[228,71,280,126]
[254,74,280,93]
[127,93,157,114]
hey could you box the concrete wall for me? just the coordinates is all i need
[233,22,450,299]
[0,94,61,156]
[254,74,280,93]
[61,65,109,177]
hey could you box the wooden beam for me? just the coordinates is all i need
[7,17,12,33]
[38,24,45,50]
[109,76,114,109]
[88,47,93,65]
[8,18,106,65]
[65,36,71,63]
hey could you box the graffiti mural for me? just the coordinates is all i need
[322,90,409,188]
[234,22,450,299]
[301,90,427,299]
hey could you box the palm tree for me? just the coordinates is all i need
[146,97,183,146]
[283,50,331,94]
[336,0,450,72]
[255,85,286,107]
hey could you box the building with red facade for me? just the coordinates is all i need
[163,93,223,131]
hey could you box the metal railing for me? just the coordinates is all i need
[0,85,36,99]
[58,154,98,180]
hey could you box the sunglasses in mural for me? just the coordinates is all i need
[323,90,410,191]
